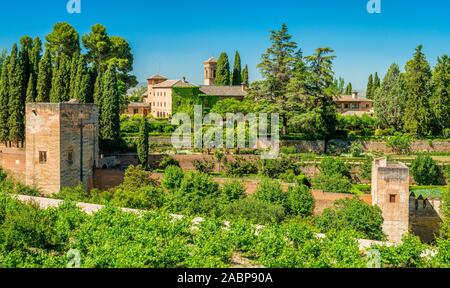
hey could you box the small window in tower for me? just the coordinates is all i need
[39,151,47,164]
[68,151,74,164]
[389,194,396,203]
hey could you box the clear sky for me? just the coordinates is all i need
[1,0,450,90]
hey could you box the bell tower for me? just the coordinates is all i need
[203,57,217,86]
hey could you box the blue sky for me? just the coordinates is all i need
[1,0,450,90]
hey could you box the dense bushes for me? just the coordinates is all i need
[286,185,314,217]
[312,157,353,193]
[386,133,412,154]
[158,156,180,170]
[316,198,384,241]
[162,166,184,191]
[224,158,258,177]
[411,156,445,185]
[221,179,246,201]
[225,198,286,224]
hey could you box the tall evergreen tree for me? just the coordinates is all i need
[430,55,450,135]
[373,64,406,130]
[74,55,92,103]
[215,52,231,86]
[26,73,36,102]
[30,37,42,78]
[69,53,80,99]
[137,118,149,168]
[232,51,242,85]
[93,72,103,110]
[345,83,353,95]
[366,74,374,99]
[100,65,120,151]
[257,23,300,99]
[50,57,70,102]
[0,56,10,143]
[373,72,381,96]
[36,50,52,102]
[403,45,433,136]
[7,44,25,146]
[242,64,249,86]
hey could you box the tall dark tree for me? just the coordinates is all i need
[373,64,406,131]
[0,56,10,143]
[257,23,300,100]
[100,65,121,151]
[374,72,381,91]
[403,45,433,136]
[36,50,52,102]
[7,44,25,146]
[345,83,353,95]
[430,55,450,135]
[215,52,231,86]
[50,57,70,102]
[74,55,92,103]
[242,64,249,86]
[30,37,42,78]
[366,74,374,99]
[232,51,242,85]
[137,118,149,168]
[26,73,36,102]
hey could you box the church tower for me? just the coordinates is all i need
[203,57,217,86]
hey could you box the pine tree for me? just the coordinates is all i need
[345,83,353,95]
[26,73,36,102]
[366,74,374,99]
[232,51,242,85]
[373,64,406,130]
[7,44,25,146]
[403,45,433,136]
[0,56,10,143]
[36,50,52,102]
[100,65,120,151]
[215,52,231,86]
[137,118,149,168]
[430,55,450,135]
[242,64,249,86]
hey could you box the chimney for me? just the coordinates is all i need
[351,91,358,99]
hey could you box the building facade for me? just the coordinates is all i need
[372,157,410,242]
[334,91,373,116]
[25,102,99,195]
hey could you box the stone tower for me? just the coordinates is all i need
[25,102,99,195]
[203,57,217,86]
[372,157,410,242]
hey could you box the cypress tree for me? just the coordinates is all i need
[50,57,61,102]
[430,55,450,135]
[242,64,249,86]
[232,51,242,85]
[30,37,42,78]
[36,50,52,102]
[93,72,103,110]
[374,72,381,91]
[50,57,70,102]
[8,44,25,146]
[215,52,231,86]
[74,55,92,103]
[403,45,433,136]
[0,56,10,143]
[137,118,149,168]
[26,73,36,102]
[366,74,374,99]
[69,53,79,99]
[345,83,353,95]
[373,64,406,131]
[100,65,120,151]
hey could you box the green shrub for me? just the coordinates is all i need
[0,168,6,182]
[112,186,165,210]
[193,159,215,174]
[224,158,258,177]
[280,146,298,155]
[254,179,286,206]
[224,198,285,224]
[286,185,314,217]
[319,157,350,177]
[56,185,87,201]
[360,156,373,180]
[120,165,155,190]
[312,174,353,194]
[349,142,363,157]
[261,158,299,178]
[162,166,184,191]
[411,156,445,185]
[387,133,412,154]
[221,179,246,201]
[296,174,311,188]
[159,156,180,169]
[316,198,384,241]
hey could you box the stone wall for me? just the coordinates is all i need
[0,145,26,182]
